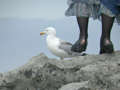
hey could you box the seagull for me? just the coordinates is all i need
[40,27,85,60]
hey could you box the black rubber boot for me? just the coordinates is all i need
[71,17,89,53]
[100,14,115,54]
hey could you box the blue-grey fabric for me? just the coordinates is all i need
[71,0,120,15]
[65,0,120,24]
[101,0,120,15]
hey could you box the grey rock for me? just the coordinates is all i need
[59,81,90,90]
[0,51,120,90]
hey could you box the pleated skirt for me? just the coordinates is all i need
[65,0,120,24]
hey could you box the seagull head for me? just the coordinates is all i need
[40,27,56,36]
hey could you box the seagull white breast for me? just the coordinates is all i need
[46,35,69,57]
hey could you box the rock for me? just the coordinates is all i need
[59,81,90,90]
[0,51,120,90]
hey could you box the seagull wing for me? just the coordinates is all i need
[58,39,73,55]
[59,39,86,56]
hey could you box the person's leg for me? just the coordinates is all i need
[100,14,115,54]
[71,17,89,52]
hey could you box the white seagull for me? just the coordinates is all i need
[40,27,85,60]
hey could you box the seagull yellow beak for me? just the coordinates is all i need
[40,32,45,35]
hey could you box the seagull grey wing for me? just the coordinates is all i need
[59,39,72,46]
[59,39,85,56]
[59,40,73,55]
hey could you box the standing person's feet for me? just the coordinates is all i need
[71,38,87,53]
[100,14,115,54]
[72,17,89,53]
[100,38,114,54]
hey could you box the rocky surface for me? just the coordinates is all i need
[0,51,120,90]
